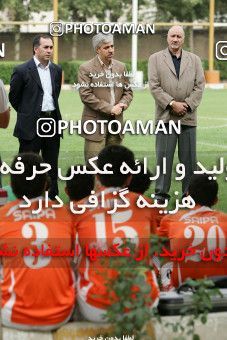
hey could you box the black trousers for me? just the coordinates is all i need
[19,134,60,200]
[155,125,196,200]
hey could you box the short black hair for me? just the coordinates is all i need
[11,153,47,199]
[97,145,135,187]
[188,174,218,207]
[32,34,53,55]
[65,165,94,201]
[128,161,152,194]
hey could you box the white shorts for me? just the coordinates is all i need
[78,296,107,323]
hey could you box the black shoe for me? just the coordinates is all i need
[156,198,167,205]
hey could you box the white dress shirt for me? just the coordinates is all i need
[33,56,55,111]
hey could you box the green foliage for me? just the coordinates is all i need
[0,60,84,85]
[180,279,222,316]
[137,60,149,83]
[60,58,227,84]
[58,0,104,21]
[119,60,149,83]
[58,0,147,22]
[103,237,221,340]
[103,237,166,338]
[104,240,151,338]
[1,58,227,85]
[59,60,148,84]
[61,59,227,83]
[164,278,222,339]
[154,0,209,22]
[0,0,51,56]
[0,61,22,84]
[153,0,227,22]
[60,60,84,84]
[216,0,227,21]
[0,0,52,21]
[202,59,227,80]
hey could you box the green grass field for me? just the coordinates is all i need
[1,88,227,211]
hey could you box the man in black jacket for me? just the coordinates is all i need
[9,34,62,199]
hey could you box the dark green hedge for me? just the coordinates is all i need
[1,59,227,84]
[60,60,84,84]
[0,61,22,84]
[59,60,149,84]
[202,59,227,80]
[123,61,148,83]
[0,60,85,85]
[62,59,227,83]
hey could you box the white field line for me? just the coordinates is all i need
[198,124,227,129]
[199,116,227,121]
[197,141,227,149]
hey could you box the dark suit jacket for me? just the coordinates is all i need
[9,58,62,140]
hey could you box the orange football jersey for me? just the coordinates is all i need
[158,205,227,287]
[0,198,75,328]
[72,187,160,310]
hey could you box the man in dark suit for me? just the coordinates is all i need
[9,34,62,199]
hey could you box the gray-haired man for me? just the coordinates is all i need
[78,33,133,162]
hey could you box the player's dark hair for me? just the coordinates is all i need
[65,165,94,201]
[128,161,152,194]
[32,34,53,55]
[188,174,218,207]
[11,153,47,199]
[97,145,135,187]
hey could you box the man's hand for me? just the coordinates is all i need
[111,102,128,115]
[171,101,188,116]
[119,102,128,110]
[111,103,123,115]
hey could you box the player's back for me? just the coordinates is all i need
[0,198,75,329]
[73,187,160,310]
[159,206,227,287]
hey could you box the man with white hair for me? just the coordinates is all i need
[148,25,205,203]
[78,33,133,162]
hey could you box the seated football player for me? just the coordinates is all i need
[65,165,95,202]
[72,145,160,322]
[0,153,75,330]
[128,160,152,195]
[157,174,227,288]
